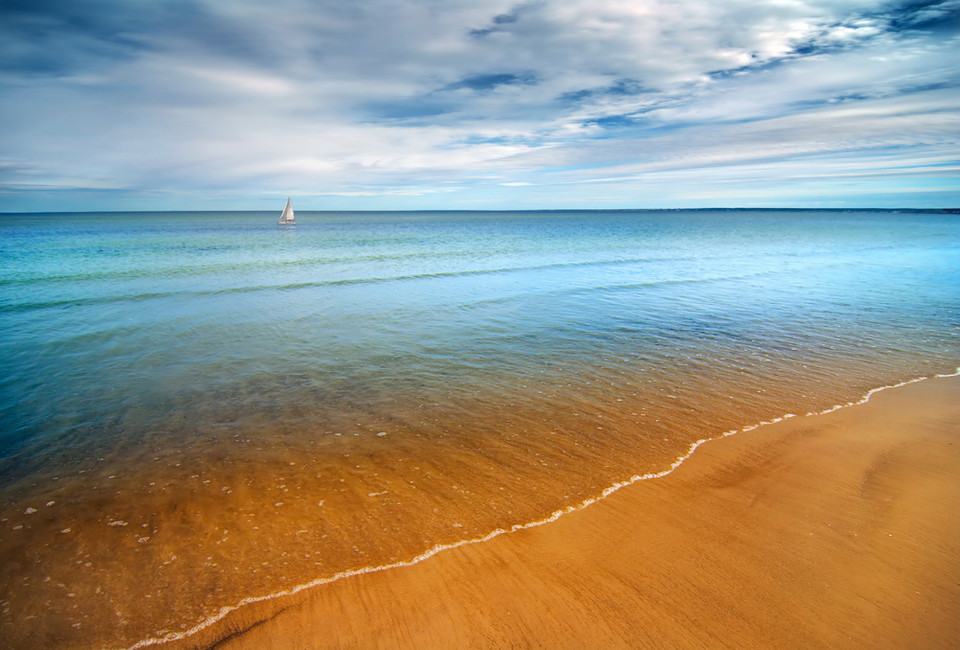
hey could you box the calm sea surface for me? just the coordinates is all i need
[1,209,959,646]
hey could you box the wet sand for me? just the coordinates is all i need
[175,374,960,649]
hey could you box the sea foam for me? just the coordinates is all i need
[128,367,960,649]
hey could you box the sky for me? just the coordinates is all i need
[1,0,958,212]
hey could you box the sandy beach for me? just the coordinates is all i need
[167,374,960,649]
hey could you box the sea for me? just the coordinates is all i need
[1,209,958,647]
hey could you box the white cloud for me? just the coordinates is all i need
[0,0,958,209]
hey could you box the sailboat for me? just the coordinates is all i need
[277,197,296,226]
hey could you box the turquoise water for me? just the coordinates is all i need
[1,209,958,646]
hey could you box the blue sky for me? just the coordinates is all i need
[1,0,958,211]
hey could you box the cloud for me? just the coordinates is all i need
[0,0,958,210]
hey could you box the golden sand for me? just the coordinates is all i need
[166,374,960,649]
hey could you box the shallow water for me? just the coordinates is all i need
[1,209,958,647]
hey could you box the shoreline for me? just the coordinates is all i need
[153,370,960,649]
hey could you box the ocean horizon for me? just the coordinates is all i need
[2,208,959,647]
[5,206,959,215]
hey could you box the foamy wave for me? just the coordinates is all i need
[129,367,960,649]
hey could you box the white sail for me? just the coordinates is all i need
[277,197,296,225]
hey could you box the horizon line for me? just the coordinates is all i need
[2,207,959,216]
